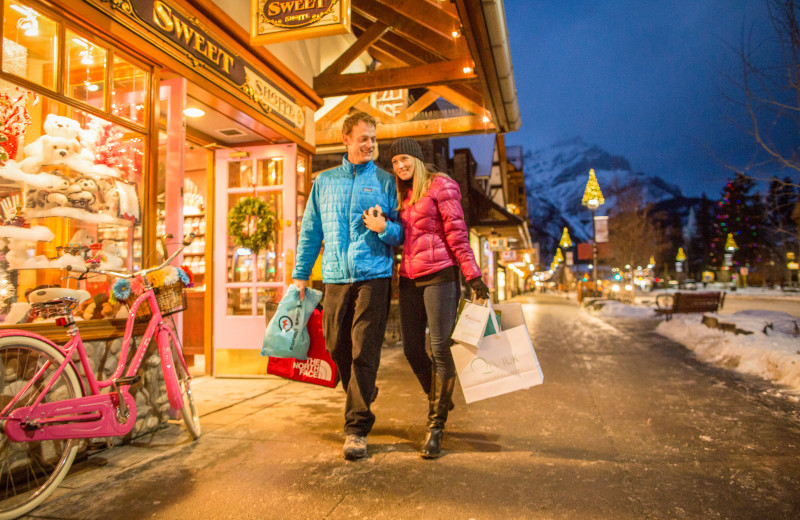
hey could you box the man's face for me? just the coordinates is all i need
[343,121,376,165]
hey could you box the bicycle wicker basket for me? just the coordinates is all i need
[126,282,187,319]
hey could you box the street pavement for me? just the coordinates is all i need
[21,293,800,519]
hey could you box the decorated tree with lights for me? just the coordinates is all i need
[559,227,573,248]
[581,168,605,207]
[710,174,766,270]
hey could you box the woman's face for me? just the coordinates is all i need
[392,154,415,181]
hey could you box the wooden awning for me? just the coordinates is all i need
[467,186,531,249]
[314,0,519,148]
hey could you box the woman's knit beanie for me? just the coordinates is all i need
[389,138,424,162]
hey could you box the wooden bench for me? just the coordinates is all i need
[655,291,725,321]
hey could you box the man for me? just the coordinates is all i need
[292,112,403,460]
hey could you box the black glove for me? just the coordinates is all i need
[468,277,490,301]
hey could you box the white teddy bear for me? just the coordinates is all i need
[99,239,123,270]
[5,239,34,270]
[18,114,95,174]
[68,229,94,249]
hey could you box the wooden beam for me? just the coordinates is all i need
[370,0,459,40]
[366,46,409,69]
[319,20,389,77]
[316,115,496,145]
[402,90,441,121]
[352,11,452,65]
[352,0,459,60]
[317,94,369,126]
[315,61,476,97]
[428,85,488,117]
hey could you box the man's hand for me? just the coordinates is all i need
[292,279,307,300]
[362,204,387,233]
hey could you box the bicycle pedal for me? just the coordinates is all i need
[114,375,141,386]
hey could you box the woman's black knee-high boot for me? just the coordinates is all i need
[421,374,456,459]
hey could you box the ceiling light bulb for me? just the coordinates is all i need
[183,108,205,118]
[462,66,472,74]
[79,50,93,65]
[482,115,490,123]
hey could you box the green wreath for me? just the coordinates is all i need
[227,197,277,252]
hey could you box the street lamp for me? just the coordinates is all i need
[582,169,605,295]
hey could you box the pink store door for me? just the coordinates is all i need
[213,144,297,376]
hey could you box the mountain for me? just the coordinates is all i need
[523,137,689,255]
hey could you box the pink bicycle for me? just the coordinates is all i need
[0,234,200,519]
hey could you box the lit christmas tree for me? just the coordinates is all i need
[581,168,605,208]
[725,233,738,251]
[554,247,564,263]
[676,247,686,262]
[710,174,764,269]
[559,227,573,248]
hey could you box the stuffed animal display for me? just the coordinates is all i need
[0,113,139,222]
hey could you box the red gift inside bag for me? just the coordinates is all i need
[267,308,338,388]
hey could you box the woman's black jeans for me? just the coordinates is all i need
[398,277,460,393]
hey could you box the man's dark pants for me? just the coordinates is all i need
[322,278,391,436]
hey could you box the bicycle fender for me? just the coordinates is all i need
[0,329,88,397]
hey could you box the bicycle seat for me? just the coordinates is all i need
[28,287,91,305]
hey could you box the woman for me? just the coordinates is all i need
[387,137,489,458]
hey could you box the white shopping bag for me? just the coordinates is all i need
[451,301,543,403]
[451,299,492,348]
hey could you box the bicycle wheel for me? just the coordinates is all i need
[0,336,82,520]
[163,333,201,439]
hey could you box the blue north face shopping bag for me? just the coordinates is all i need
[261,285,323,360]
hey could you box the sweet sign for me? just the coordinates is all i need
[251,0,350,44]
[86,0,305,133]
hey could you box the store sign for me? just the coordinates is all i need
[251,0,350,45]
[372,90,408,119]
[93,0,305,132]
[488,237,508,251]
[500,250,517,262]
[150,0,246,84]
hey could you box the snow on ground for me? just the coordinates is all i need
[584,292,800,394]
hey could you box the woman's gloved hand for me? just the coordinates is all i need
[468,277,490,301]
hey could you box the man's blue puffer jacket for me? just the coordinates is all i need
[293,154,404,284]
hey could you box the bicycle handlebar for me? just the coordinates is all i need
[66,233,196,280]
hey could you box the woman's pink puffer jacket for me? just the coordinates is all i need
[398,174,482,281]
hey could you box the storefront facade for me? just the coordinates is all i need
[0,0,522,377]
[0,0,321,375]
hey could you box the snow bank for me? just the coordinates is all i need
[656,312,800,392]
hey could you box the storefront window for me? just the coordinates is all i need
[112,55,147,125]
[65,30,107,110]
[0,6,151,325]
[0,94,144,323]
[2,1,58,91]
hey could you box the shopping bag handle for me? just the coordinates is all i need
[479,298,501,336]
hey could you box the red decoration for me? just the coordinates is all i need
[0,89,35,161]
